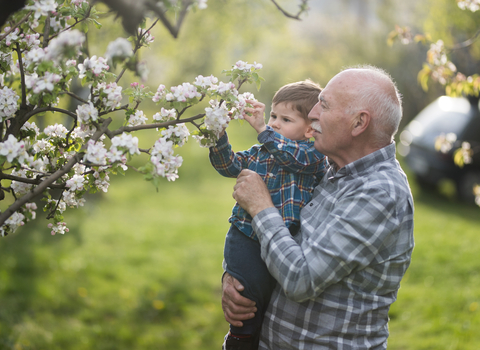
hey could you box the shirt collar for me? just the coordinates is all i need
[328,142,396,180]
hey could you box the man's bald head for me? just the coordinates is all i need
[336,66,403,147]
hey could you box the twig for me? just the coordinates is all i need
[42,16,51,48]
[61,90,90,105]
[105,113,205,138]
[46,189,66,219]
[0,172,65,188]
[21,106,77,123]
[0,154,81,226]
[269,0,308,20]
[146,0,193,38]
[115,18,160,83]
[15,44,27,109]
[0,11,33,41]
[449,28,480,50]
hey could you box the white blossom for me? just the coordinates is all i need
[78,55,109,78]
[204,100,230,136]
[44,123,68,139]
[48,221,69,235]
[153,107,176,122]
[167,83,201,102]
[4,27,20,46]
[196,0,208,9]
[94,82,123,110]
[152,84,166,102]
[76,102,98,124]
[138,28,155,44]
[44,29,85,61]
[0,134,27,163]
[111,133,140,155]
[215,81,237,95]
[66,174,85,192]
[93,171,110,192]
[10,169,33,195]
[0,86,19,120]
[194,75,218,89]
[84,140,108,165]
[26,0,58,19]
[128,110,148,126]
[160,124,190,146]
[233,60,262,72]
[105,37,133,60]
[150,137,183,181]
[458,0,480,12]
[5,212,25,230]
[26,72,61,94]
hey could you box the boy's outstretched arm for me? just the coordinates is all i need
[243,100,267,134]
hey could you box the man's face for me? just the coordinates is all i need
[267,102,312,141]
[308,73,356,164]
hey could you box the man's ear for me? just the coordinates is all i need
[305,125,314,139]
[351,111,370,137]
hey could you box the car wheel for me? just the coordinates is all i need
[456,170,480,204]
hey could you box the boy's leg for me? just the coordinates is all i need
[223,225,276,347]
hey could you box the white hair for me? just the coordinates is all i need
[344,65,403,145]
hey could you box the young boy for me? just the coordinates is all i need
[209,80,327,350]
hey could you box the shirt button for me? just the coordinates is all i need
[268,173,274,177]
[309,203,314,207]
[270,155,274,159]
[277,144,283,149]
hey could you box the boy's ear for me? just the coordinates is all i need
[305,125,314,139]
[351,111,370,137]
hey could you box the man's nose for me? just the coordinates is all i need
[308,102,320,120]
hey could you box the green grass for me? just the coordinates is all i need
[1,126,480,349]
[387,177,480,350]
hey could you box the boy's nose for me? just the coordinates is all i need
[270,119,280,129]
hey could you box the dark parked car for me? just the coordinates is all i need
[398,95,480,203]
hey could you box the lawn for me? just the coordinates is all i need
[1,124,479,349]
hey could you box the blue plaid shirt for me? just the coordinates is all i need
[253,142,415,349]
[209,126,327,240]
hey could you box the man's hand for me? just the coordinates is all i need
[222,273,257,327]
[243,100,267,134]
[233,170,274,218]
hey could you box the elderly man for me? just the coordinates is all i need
[223,66,415,350]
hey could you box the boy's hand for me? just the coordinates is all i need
[243,100,267,134]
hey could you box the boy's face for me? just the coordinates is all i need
[268,102,313,141]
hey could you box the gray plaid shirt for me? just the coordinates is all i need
[252,143,414,350]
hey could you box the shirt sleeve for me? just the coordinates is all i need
[259,126,327,176]
[252,186,401,303]
[208,132,251,178]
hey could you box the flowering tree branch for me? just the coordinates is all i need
[0,0,266,236]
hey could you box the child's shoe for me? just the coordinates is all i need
[222,332,254,350]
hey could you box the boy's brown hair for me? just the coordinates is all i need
[272,80,322,121]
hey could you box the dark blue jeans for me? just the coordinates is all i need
[223,224,277,336]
